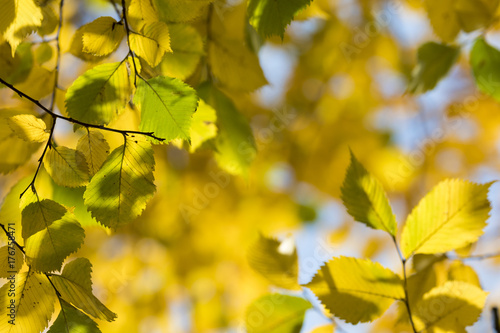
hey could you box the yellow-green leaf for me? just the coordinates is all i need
[209,38,267,91]
[48,300,102,333]
[7,114,49,143]
[134,76,198,142]
[0,271,56,333]
[37,0,59,36]
[129,21,171,67]
[413,281,487,333]
[22,199,85,272]
[401,179,491,258]
[0,0,43,55]
[341,152,397,236]
[51,258,117,321]
[470,37,500,102]
[245,294,311,333]
[160,23,204,80]
[447,261,481,287]
[69,25,106,62]
[189,99,217,152]
[247,234,299,290]
[65,58,135,125]
[83,137,156,229]
[127,0,158,31]
[154,0,213,22]
[82,16,125,57]
[305,256,404,324]
[424,0,460,43]
[44,146,90,188]
[76,130,110,177]
[35,42,53,65]
[454,0,499,32]
[0,245,24,278]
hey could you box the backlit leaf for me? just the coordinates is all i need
[127,0,158,31]
[7,114,49,143]
[83,136,156,229]
[424,0,460,43]
[189,99,217,152]
[129,21,171,67]
[470,38,500,102]
[341,151,397,236]
[51,258,117,321]
[154,0,213,22]
[0,245,24,278]
[304,256,404,324]
[247,234,299,290]
[134,76,198,142]
[82,16,125,57]
[48,300,102,333]
[454,0,499,32]
[401,179,491,258]
[245,294,311,333]
[44,146,90,188]
[76,130,110,177]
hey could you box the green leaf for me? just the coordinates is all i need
[341,152,397,236]
[304,256,404,324]
[0,245,24,278]
[0,176,31,242]
[189,99,217,152]
[81,16,125,57]
[35,42,53,65]
[129,21,171,67]
[0,271,56,333]
[65,58,135,125]
[470,38,500,102]
[197,82,256,176]
[44,146,90,188]
[245,294,311,333]
[413,281,487,332]
[454,0,499,32]
[76,130,110,178]
[51,258,117,322]
[247,234,299,290]
[134,76,198,143]
[400,179,491,258]
[247,0,312,38]
[83,136,156,229]
[0,42,33,85]
[22,199,85,272]
[160,23,204,80]
[48,300,102,333]
[408,42,460,94]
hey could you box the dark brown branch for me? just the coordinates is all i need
[121,0,139,86]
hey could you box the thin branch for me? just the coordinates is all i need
[121,0,139,85]
[493,307,500,333]
[0,77,164,142]
[392,236,418,333]
[0,223,25,254]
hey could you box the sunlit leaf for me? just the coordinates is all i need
[304,256,404,324]
[51,258,117,321]
[470,37,500,102]
[82,16,125,57]
[76,130,110,177]
[424,0,460,42]
[245,294,311,333]
[454,0,499,32]
[0,245,24,278]
[7,114,50,143]
[401,179,491,258]
[83,137,156,229]
[127,0,158,31]
[129,21,171,67]
[48,300,102,333]
[154,0,213,22]
[44,146,90,188]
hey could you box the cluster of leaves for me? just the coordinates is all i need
[0,0,313,332]
[246,152,493,332]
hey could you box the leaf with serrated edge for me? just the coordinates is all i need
[245,294,311,333]
[44,146,90,188]
[47,299,102,333]
[413,281,487,332]
[247,234,299,290]
[82,16,125,57]
[83,136,156,228]
[0,271,56,333]
[341,151,397,236]
[0,245,24,278]
[7,114,49,143]
[134,76,198,143]
[401,179,491,258]
[304,256,404,324]
[129,21,171,67]
[51,258,117,321]
[127,0,158,31]
[65,58,135,125]
[76,130,110,177]
[22,199,85,272]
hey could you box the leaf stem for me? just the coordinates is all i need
[0,223,25,254]
[392,236,418,333]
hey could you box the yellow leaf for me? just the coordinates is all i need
[454,0,499,32]
[130,21,171,67]
[15,65,55,99]
[209,38,267,91]
[0,245,24,278]
[247,234,299,290]
[401,179,492,258]
[82,16,125,57]
[413,281,487,332]
[154,0,214,22]
[311,325,335,333]
[76,130,110,177]
[304,256,404,324]
[0,0,43,55]
[447,261,481,287]
[69,25,105,62]
[7,114,49,143]
[424,0,460,43]
[190,99,217,152]
[128,0,158,31]
[44,146,90,188]
[37,0,58,36]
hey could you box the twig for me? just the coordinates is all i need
[121,0,139,85]
[493,307,500,333]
